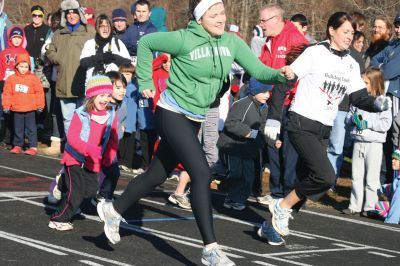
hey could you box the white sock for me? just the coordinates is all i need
[205,242,218,251]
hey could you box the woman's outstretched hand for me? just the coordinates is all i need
[279,66,295,80]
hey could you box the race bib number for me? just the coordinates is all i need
[15,84,29,93]
[139,99,149,108]
[131,56,137,66]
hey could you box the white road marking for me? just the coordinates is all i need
[0,196,45,202]
[332,243,358,248]
[253,261,277,266]
[368,251,396,258]
[264,246,370,256]
[0,231,133,266]
[79,260,105,266]
[0,231,67,255]
[301,209,400,233]
[0,165,54,180]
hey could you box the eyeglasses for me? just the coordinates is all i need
[259,15,276,24]
[32,14,43,18]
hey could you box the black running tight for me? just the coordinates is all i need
[114,107,216,244]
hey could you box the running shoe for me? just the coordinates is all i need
[168,192,191,209]
[223,199,246,211]
[269,198,293,236]
[97,201,125,244]
[256,194,274,205]
[201,244,235,266]
[48,221,73,231]
[257,221,285,246]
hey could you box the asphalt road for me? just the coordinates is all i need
[0,147,399,266]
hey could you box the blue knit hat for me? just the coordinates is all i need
[112,8,127,21]
[249,78,273,95]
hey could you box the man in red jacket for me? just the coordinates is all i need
[256,4,309,244]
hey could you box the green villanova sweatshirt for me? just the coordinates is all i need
[137,20,286,116]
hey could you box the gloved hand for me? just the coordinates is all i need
[103,52,114,64]
[248,129,258,139]
[264,119,281,146]
[353,113,368,130]
[36,108,43,114]
[374,95,392,112]
[3,109,10,114]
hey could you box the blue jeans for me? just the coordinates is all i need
[268,106,298,198]
[99,160,120,200]
[327,111,347,177]
[13,111,37,147]
[226,155,255,204]
[59,97,84,137]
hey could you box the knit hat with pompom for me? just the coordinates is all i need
[85,75,113,98]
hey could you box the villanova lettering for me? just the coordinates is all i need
[190,46,232,60]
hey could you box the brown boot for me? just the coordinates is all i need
[42,138,61,156]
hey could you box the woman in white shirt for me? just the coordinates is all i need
[263,12,391,238]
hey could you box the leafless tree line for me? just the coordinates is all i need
[4,0,400,42]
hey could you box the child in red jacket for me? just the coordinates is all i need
[0,26,30,82]
[2,53,44,155]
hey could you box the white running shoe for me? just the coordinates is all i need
[268,198,293,236]
[97,201,125,244]
[201,244,235,266]
[48,221,73,231]
[256,194,274,206]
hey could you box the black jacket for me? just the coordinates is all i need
[24,23,51,62]
[217,95,268,159]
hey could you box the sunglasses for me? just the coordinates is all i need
[32,14,43,18]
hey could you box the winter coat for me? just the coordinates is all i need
[217,95,267,159]
[2,53,45,112]
[79,37,131,83]
[136,20,287,116]
[46,24,95,98]
[370,39,400,98]
[346,105,392,143]
[0,26,30,81]
[24,23,51,62]
[120,20,157,57]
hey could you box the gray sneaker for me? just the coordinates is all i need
[223,199,246,211]
[97,201,125,244]
[201,245,235,266]
[269,198,293,236]
[168,192,191,209]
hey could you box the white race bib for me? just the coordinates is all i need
[15,84,29,93]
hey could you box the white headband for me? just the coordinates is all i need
[193,0,223,21]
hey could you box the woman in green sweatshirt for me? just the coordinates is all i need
[97,1,288,265]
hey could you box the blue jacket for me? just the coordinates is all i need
[137,95,155,130]
[110,101,127,140]
[370,39,400,98]
[385,172,400,224]
[64,106,115,163]
[120,20,157,57]
[124,82,138,133]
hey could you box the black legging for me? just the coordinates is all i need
[114,107,216,244]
